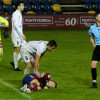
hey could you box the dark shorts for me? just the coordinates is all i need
[22,73,36,86]
[92,46,100,61]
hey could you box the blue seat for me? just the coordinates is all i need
[31,0,40,5]
[41,0,49,5]
[46,11,52,14]
[5,4,14,14]
[50,0,59,4]
[43,4,52,14]
[12,0,20,5]
[44,4,52,11]
[24,5,33,12]
[92,0,100,4]
[34,4,43,14]
[82,0,91,4]
[23,0,31,5]
[55,11,62,14]
[0,4,5,14]
[85,4,94,11]
[0,0,3,5]
[95,4,100,12]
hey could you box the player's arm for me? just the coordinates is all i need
[34,45,45,77]
[12,14,26,40]
[34,54,41,78]
[89,27,96,47]
[0,17,9,38]
[90,35,96,47]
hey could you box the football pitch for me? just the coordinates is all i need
[1,29,100,100]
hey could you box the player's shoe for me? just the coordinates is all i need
[14,68,22,71]
[10,61,15,69]
[20,84,28,92]
[25,88,31,93]
[10,61,22,71]
[20,84,31,93]
[89,82,98,88]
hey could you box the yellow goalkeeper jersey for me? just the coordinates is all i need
[0,16,9,41]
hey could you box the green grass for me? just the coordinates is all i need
[0,29,100,100]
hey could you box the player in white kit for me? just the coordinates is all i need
[11,1,26,71]
[20,40,57,77]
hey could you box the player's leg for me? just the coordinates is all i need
[90,61,98,88]
[13,46,21,71]
[17,52,21,61]
[24,62,31,76]
[11,37,21,71]
[18,39,26,61]
[20,47,31,76]
[0,47,3,61]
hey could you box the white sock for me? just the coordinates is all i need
[17,52,21,61]
[24,68,30,76]
[93,80,96,83]
[13,52,18,69]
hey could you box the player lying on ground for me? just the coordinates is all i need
[0,16,9,61]
[20,73,57,93]
[20,40,57,77]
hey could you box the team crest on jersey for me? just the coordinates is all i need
[17,41,19,45]
[25,56,28,60]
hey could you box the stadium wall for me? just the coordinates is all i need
[0,15,95,29]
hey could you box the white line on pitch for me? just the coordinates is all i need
[0,79,32,100]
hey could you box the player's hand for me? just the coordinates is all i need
[93,43,96,47]
[41,72,46,78]
[35,71,41,78]
[22,34,26,40]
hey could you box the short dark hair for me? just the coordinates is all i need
[47,40,57,48]
[94,13,100,19]
[16,1,24,8]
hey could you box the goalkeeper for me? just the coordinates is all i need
[0,16,9,61]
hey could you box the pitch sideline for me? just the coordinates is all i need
[0,79,32,100]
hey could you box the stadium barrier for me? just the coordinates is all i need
[0,15,95,29]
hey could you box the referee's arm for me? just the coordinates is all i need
[90,35,96,47]
[89,27,96,47]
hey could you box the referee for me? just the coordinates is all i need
[89,13,100,88]
[0,16,9,61]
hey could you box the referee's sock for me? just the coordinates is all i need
[91,68,97,83]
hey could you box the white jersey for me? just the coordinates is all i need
[22,40,48,56]
[11,10,23,38]
[11,10,26,47]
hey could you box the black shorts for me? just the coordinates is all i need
[92,46,100,61]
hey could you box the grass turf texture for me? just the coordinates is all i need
[0,29,100,100]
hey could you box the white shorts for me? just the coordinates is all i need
[20,47,35,63]
[11,34,26,47]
